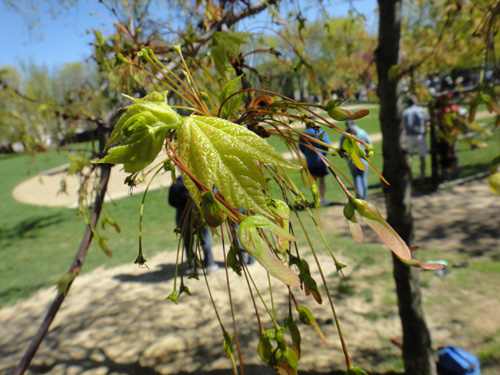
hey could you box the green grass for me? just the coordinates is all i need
[478,336,500,367]
[0,151,179,307]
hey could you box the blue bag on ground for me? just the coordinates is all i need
[437,345,480,375]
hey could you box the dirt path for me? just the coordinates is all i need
[1,178,499,375]
[12,155,174,208]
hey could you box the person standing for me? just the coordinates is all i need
[403,96,429,182]
[299,126,331,206]
[339,120,372,199]
[168,175,219,274]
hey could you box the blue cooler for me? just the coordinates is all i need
[437,346,480,375]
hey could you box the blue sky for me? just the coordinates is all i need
[0,0,378,72]
[0,1,114,71]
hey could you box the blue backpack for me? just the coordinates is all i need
[437,346,481,375]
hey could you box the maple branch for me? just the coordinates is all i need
[13,121,114,375]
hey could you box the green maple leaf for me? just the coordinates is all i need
[98,91,182,173]
[177,116,301,217]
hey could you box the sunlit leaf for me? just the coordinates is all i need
[178,116,301,217]
[98,92,182,172]
[267,198,291,221]
[347,366,369,375]
[290,255,322,304]
[238,215,300,287]
[219,75,244,119]
[302,273,322,304]
[341,137,388,184]
[342,137,367,170]
[343,201,363,243]
[267,199,291,252]
[243,215,296,241]
[166,290,178,304]
[297,305,328,345]
[352,199,444,270]
[324,100,369,121]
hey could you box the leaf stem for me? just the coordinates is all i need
[221,228,245,375]
[135,167,163,265]
[292,205,352,370]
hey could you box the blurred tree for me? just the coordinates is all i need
[0,62,105,149]
[249,14,377,101]
[376,1,500,374]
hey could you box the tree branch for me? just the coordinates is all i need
[13,126,113,375]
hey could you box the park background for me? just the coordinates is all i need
[1,1,499,375]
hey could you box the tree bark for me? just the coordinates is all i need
[376,1,437,374]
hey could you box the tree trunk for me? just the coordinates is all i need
[376,1,437,374]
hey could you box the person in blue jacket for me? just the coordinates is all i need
[339,120,372,199]
[299,126,331,206]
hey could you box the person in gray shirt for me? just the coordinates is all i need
[403,96,429,182]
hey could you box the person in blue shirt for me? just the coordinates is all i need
[299,126,331,206]
[339,120,372,199]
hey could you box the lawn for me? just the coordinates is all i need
[0,150,180,307]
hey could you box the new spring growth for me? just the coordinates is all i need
[341,137,374,171]
[266,198,291,252]
[97,91,301,218]
[98,91,182,172]
[259,326,299,375]
[289,255,322,304]
[324,99,370,121]
[201,190,227,227]
[344,197,444,271]
[238,215,300,287]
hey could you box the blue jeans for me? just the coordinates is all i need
[176,208,215,267]
[349,164,368,199]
